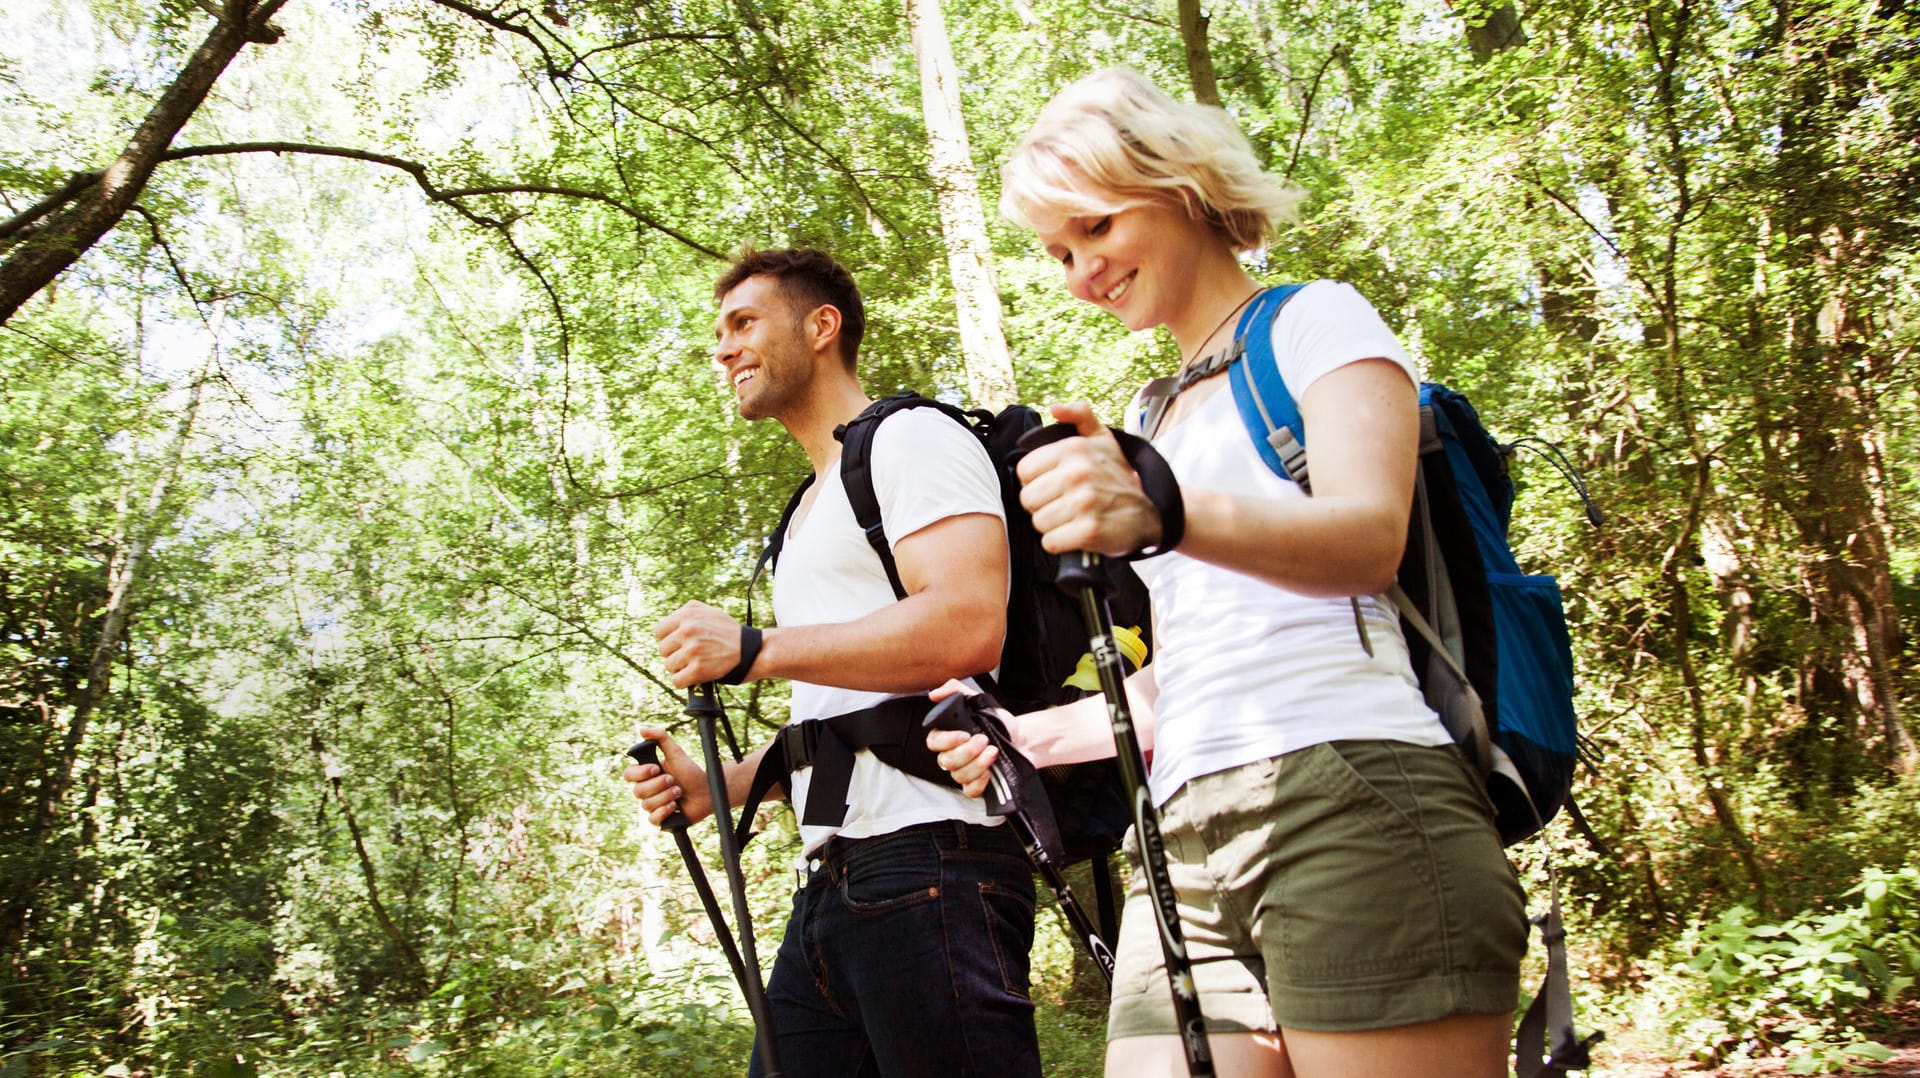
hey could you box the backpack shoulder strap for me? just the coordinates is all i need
[1226,282,1312,486]
[837,391,977,600]
[748,476,814,627]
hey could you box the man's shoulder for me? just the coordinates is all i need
[856,399,1005,529]
[868,397,973,436]
[867,400,991,464]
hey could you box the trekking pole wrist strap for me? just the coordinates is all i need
[1014,424,1186,560]
[1112,429,1185,560]
[721,626,763,685]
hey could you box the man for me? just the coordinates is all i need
[624,248,1039,1077]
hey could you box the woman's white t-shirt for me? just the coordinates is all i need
[1128,280,1452,807]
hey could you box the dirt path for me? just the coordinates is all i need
[1595,1024,1920,1078]
[1598,1046,1920,1077]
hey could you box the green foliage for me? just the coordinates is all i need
[3,0,1919,1072]
[1626,866,1920,1070]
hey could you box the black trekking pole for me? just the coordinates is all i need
[624,740,752,993]
[1062,551,1213,1075]
[923,694,1116,985]
[1020,422,1213,1075]
[625,684,782,1077]
[688,682,783,1078]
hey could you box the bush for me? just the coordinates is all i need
[1633,865,1919,1072]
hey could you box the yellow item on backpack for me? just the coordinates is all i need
[1063,625,1148,691]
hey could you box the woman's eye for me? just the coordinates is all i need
[1058,252,1074,268]
[1088,216,1111,236]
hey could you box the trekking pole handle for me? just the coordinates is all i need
[1011,423,1116,595]
[1057,550,1110,595]
[1014,421,1185,571]
[624,741,690,831]
[922,694,1017,814]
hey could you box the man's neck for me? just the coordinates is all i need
[779,375,873,477]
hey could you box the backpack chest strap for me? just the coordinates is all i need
[732,695,954,849]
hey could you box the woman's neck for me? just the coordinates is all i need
[1167,256,1264,363]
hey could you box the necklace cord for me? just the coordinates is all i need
[1180,285,1265,370]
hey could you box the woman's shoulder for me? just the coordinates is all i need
[1275,279,1388,326]
[1266,280,1414,392]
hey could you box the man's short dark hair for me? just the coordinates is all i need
[715,247,866,368]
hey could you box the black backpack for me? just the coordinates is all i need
[754,391,1149,870]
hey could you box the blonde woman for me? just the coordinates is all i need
[927,67,1527,1078]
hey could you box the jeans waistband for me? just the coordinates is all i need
[796,819,1013,890]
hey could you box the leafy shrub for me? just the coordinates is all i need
[1635,865,1918,1072]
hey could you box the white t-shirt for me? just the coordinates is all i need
[1128,280,1453,806]
[771,405,1008,855]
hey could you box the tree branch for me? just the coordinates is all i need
[1287,45,1346,179]
[128,204,211,317]
[159,141,727,258]
[0,172,102,242]
[1524,172,1669,309]
[0,0,288,323]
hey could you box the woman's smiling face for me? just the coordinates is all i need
[1032,191,1219,335]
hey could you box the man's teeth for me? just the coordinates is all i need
[733,369,756,389]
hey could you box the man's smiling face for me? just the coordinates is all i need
[713,274,813,421]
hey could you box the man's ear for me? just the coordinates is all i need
[801,303,843,357]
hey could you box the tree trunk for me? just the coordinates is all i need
[312,731,431,993]
[1175,0,1222,106]
[1775,0,1914,775]
[1445,0,1527,60]
[904,0,1019,409]
[0,0,285,325]
[0,368,210,957]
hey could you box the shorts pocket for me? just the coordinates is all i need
[1322,740,1427,842]
[1277,742,1448,983]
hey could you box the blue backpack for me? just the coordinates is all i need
[1162,282,1602,1076]
[1179,282,1589,846]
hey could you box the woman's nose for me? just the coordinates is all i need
[1070,253,1104,299]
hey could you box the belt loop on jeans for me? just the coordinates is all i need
[794,853,824,891]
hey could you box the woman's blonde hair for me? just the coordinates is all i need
[999,67,1302,253]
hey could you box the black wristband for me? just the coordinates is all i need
[721,626,763,685]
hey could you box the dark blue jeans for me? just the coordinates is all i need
[747,820,1041,1078]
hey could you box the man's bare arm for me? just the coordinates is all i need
[754,511,1007,690]
[654,511,1008,693]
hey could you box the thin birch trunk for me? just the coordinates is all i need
[905,0,1018,409]
[1,361,213,955]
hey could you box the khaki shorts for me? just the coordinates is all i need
[1107,740,1527,1038]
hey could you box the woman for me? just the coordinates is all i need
[927,67,1527,1077]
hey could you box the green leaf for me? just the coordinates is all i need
[1845,1041,1895,1062]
